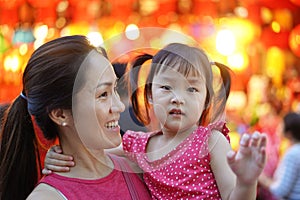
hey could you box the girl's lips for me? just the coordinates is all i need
[169,108,184,115]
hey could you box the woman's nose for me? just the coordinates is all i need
[109,93,125,113]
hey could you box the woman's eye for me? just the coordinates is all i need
[98,92,108,98]
[187,87,198,93]
[161,85,171,90]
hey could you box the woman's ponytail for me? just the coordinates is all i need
[0,95,39,200]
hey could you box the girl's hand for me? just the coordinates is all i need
[226,131,267,185]
[42,145,75,175]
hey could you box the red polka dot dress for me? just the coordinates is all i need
[123,121,230,200]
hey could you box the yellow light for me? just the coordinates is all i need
[261,7,273,24]
[34,24,49,40]
[216,29,236,56]
[19,44,28,55]
[4,54,20,72]
[271,21,281,33]
[265,47,284,87]
[87,31,104,47]
[227,52,248,71]
[125,24,140,40]
[227,91,247,110]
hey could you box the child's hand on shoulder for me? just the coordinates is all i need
[226,131,267,185]
[42,145,75,175]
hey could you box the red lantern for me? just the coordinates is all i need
[290,0,300,7]
[289,24,300,57]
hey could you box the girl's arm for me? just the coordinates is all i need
[43,144,127,174]
[209,131,266,200]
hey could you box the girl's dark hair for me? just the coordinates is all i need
[283,112,300,141]
[129,43,231,126]
[0,35,105,199]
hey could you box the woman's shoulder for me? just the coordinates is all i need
[27,183,64,200]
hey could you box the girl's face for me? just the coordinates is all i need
[72,51,125,150]
[151,67,206,133]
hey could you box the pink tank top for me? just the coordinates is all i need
[39,154,151,199]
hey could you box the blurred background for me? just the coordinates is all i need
[1,2,300,197]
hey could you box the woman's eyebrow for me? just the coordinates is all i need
[95,78,118,89]
[95,82,113,89]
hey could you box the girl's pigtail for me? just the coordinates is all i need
[0,95,39,200]
[210,62,232,123]
[128,54,153,125]
[214,62,231,100]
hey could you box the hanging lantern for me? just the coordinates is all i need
[289,24,300,57]
[290,0,300,7]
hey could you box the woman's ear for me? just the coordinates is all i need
[49,108,71,127]
[148,94,153,104]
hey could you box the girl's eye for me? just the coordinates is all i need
[161,85,171,90]
[187,87,198,93]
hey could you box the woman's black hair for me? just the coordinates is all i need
[0,35,104,199]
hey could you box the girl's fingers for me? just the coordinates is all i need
[42,168,52,175]
[52,145,63,153]
[240,133,251,147]
[47,150,74,161]
[258,133,267,149]
[44,164,71,172]
[226,150,236,164]
[45,158,75,167]
[235,134,251,159]
[250,131,260,147]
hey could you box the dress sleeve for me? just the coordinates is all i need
[122,130,148,163]
[208,121,230,143]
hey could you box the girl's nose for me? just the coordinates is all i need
[171,93,185,105]
[109,93,125,113]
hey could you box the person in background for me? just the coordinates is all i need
[0,35,151,200]
[259,112,300,200]
[44,43,267,199]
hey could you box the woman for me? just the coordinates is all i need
[0,35,151,200]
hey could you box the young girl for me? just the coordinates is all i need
[0,35,151,200]
[45,43,267,199]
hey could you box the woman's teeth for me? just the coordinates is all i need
[105,121,118,129]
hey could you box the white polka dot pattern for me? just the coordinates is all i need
[123,121,230,199]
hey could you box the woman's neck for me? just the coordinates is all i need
[58,138,114,179]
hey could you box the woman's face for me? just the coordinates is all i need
[72,51,125,150]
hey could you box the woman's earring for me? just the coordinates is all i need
[61,121,67,127]
[148,98,153,104]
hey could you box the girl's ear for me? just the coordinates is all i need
[48,108,71,127]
